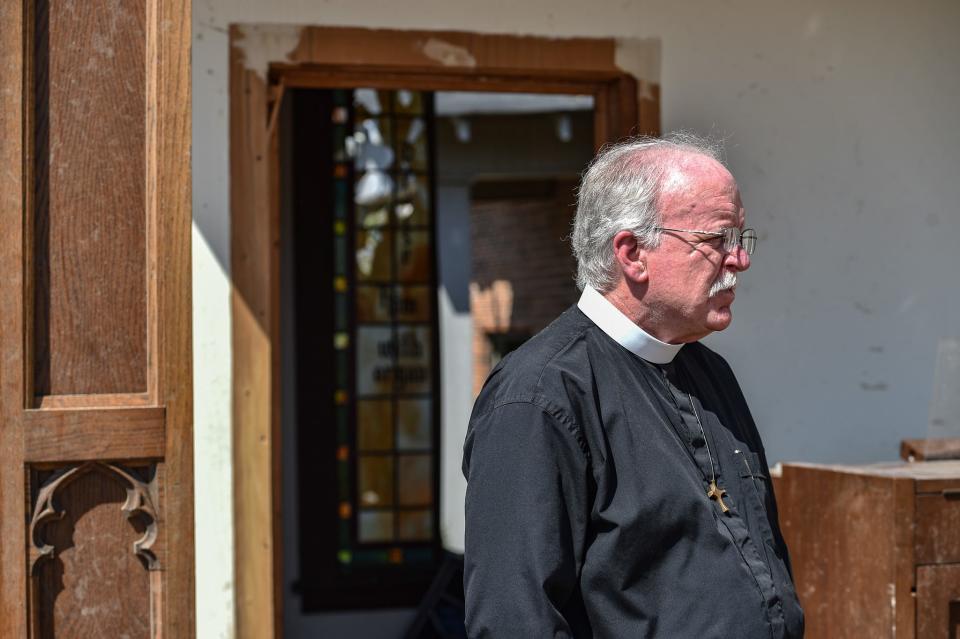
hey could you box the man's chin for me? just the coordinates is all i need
[706,307,733,332]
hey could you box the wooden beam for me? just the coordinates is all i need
[24,407,166,462]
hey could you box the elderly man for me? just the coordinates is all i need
[462,134,803,638]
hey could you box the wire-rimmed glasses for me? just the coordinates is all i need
[655,226,757,255]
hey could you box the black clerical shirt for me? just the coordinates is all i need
[462,305,804,638]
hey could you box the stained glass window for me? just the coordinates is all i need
[293,87,440,609]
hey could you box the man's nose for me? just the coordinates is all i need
[726,245,750,271]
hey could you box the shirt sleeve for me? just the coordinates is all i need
[462,400,592,638]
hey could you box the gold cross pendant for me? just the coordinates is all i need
[707,480,730,513]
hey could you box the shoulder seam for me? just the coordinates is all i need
[485,397,592,463]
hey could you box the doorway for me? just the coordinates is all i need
[229,24,656,639]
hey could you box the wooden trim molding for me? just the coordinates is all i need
[229,24,659,639]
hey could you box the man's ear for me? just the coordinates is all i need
[612,230,649,284]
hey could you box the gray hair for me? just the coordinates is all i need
[571,132,725,292]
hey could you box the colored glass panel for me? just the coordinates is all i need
[394,286,431,322]
[354,118,394,173]
[358,510,394,543]
[395,229,431,282]
[394,89,422,115]
[355,169,394,210]
[395,173,430,226]
[395,325,432,394]
[396,117,427,171]
[356,228,393,281]
[398,510,433,541]
[357,400,394,451]
[358,456,394,507]
[397,399,431,450]
[355,325,395,396]
[356,285,430,323]
[398,454,432,506]
[356,285,388,323]
[354,88,391,118]
[357,204,389,229]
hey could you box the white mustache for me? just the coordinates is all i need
[709,271,737,297]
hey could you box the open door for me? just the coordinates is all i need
[0,1,193,637]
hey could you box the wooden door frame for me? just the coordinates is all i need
[229,24,659,639]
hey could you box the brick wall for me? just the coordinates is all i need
[469,178,581,393]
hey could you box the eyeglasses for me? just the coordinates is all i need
[655,226,757,255]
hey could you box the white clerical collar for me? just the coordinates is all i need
[577,286,683,364]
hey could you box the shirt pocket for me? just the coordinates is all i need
[735,450,775,536]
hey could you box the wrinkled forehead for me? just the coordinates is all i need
[658,155,742,224]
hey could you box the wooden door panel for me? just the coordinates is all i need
[1,0,192,637]
[31,464,156,639]
[32,0,149,399]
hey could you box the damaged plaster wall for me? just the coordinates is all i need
[193,1,960,637]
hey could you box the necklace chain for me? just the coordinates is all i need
[687,393,717,484]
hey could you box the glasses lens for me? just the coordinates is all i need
[741,229,757,255]
[723,228,738,252]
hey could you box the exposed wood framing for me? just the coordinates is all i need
[229,24,660,639]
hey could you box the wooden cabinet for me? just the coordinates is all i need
[776,461,960,638]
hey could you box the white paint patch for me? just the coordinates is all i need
[234,24,303,79]
[421,38,477,67]
[192,222,236,639]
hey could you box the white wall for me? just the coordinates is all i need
[192,1,960,635]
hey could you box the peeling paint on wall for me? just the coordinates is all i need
[420,38,477,67]
[233,24,304,79]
